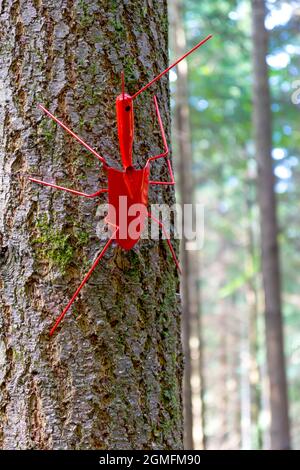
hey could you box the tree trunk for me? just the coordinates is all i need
[245,181,263,449]
[170,0,206,450]
[251,0,290,450]
[0,0,183,450]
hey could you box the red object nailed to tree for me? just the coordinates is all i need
[29,34,212,336]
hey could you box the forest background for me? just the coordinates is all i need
[175,0,300,450]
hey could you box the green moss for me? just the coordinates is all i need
[109,0,118,12]
[33,215,74,273]
[74,228,89,246]
[126,251,141,281]
[71,150,93,171]
[29,165,40,175]
[78,81,103,108]
[12,348,24,363]
[115,334,126,354]
[161,13,169,35]
[123,56,138,88]
[160,361,181,440]
[39,119,56,145]
[77,57,86,69]
[90,62,99,77]
[154,264,181,440]
[110,17,125,37]
[78,116,85,131]
[142,6,148,17]
[77,0,94,28]
[33,91,44,105]
[90,32,103,44]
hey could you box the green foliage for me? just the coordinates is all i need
[173,0,300,450]
[219,254,259,298]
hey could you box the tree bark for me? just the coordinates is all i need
[0,0,183,450]
[251,0,290,450]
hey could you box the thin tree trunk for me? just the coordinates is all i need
[0,0,183,450]
[240,304,252,450]
[225,303,241,450]
[170,0,205,450]
[245,180,263,449]
[219,310,228,449]
[195,284,207,450]
[251,0,290,450]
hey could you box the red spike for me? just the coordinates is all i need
[38,104,107,165]
[121,71,125,100]
[50,228,118,336]
[148,212,181,274]
[132,34,213,99]
[29,177,108,197]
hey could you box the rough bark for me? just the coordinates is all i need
[0,0,183,450]
[251,0,290,450]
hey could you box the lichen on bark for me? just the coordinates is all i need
[0,0,183,449]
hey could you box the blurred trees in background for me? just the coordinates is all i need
[170,0,206,450]
[251,0,290,449]
[171,0,300,450]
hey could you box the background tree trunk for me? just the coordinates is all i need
[170,0,205,450]
[0,0,183,450]
[251,0,290,450]
[245,182,263,450]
